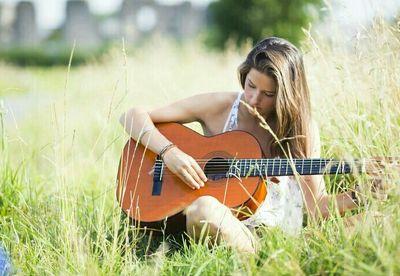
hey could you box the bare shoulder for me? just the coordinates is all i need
[310,119,320,139]
[201,92,238,115]
[149,92,238,125]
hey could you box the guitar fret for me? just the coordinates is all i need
[320,159,324,174]
[332,161,338,174]
[317,160,321,173]
[301,159,305,175]
[249,159,252,176]
[309,159,313,174]
[260,160,263,177]
[272,159,275,176]
[278,159,282,176]
[264,159,268,177]
[285,159,289,175]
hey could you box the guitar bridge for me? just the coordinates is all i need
[152,157,163,195]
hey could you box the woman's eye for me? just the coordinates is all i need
[249,83,256,88]
[265,93,275,97]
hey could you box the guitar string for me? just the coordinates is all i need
[148,160,379,176]
[151,163,354,177]
[122,156,389,177]
[152,158,388,163]
[151,161,375,169]
[152,160,355,167]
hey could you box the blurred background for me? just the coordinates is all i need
[0,0,399,66]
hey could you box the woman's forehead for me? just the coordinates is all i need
[247,68,276,90]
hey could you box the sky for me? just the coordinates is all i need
[0,0,399,31]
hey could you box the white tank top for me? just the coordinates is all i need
[222,92,304,235]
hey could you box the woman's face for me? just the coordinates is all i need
[243,68,277,118]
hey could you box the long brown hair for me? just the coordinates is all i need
[238,37,311,158]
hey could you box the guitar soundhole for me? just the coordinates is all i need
[204,157,230,181]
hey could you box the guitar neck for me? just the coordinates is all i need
[227,158,362,177]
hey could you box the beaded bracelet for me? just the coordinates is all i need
[159,143,177,160]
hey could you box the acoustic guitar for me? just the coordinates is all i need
[116,123,387,233]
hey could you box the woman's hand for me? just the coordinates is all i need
[354,176,390,204]
[355,157,399,203]
[369,176,390,200]
[162,147,208,190]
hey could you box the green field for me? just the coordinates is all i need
[1,20,400,274]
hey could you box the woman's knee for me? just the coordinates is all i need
[185,196,231,231]
[185,196,228,239]
[184,196,223,220]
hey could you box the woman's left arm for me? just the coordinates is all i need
[299,121,358,219]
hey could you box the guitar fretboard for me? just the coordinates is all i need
[226,158,359,177]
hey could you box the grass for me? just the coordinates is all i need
[1,18,400,274]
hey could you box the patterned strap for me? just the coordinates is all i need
[222,92,242,132]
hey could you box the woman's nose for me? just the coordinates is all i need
[249,91,262,105]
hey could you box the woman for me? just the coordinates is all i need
[119,37,374,254]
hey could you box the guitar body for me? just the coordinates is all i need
[117,123,267,233]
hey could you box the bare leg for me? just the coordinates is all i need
[184,196,257,254]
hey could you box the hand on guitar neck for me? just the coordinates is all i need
[352,157,399,204]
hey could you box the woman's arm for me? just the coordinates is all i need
[299,121,358,219]
[119,107,173,158]
[119,92,232,189]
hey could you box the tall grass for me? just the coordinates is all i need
[1,18,400,274]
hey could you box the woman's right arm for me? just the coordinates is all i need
[119,93,229,189]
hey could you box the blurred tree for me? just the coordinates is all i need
[206,0,323,49]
